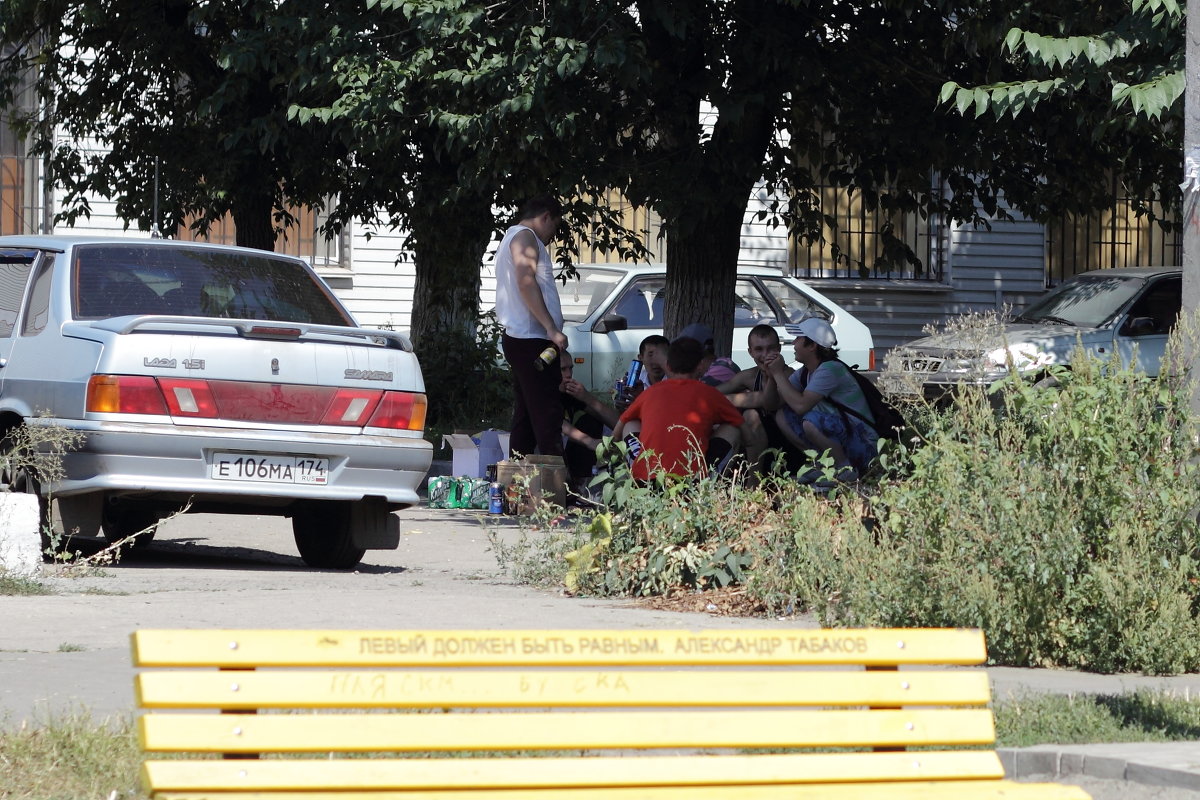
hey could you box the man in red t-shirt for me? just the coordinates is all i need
[613,336,743,481]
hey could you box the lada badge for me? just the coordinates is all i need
[144,357,177,368]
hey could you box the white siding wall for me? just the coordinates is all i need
[328,225,414,330]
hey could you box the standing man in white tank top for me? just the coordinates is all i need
[494,195,566,458]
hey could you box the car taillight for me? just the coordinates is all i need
[87,374,425,430]
[86,375,169,415]
[321,389,383,426]
[367,391,427,431]
[869,348,876,372]
[158,378,219,417]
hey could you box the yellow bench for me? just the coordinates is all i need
[132,628,1089,800]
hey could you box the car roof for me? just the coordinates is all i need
[1069,266,1180,279]
[574,262,791,278]
[0,234,298,259]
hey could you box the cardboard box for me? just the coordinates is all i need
[441,429,510,478]
[496,456,567,514]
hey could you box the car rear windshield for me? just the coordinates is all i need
[72,244,354,326]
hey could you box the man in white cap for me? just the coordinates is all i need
[765,318,876,484]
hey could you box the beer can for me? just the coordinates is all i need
[624,433,643,459]
[488,482,504,515]
[624,359,643,388]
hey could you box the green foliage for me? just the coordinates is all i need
[497,334,1200,674]
[0,0,351,245]
[818,348,1200,674]
[941,2,1183,122]
[417,310,512,433]
[0,574,52,596]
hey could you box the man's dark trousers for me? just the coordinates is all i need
[502,333,564,458]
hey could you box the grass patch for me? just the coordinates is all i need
[0,712,144,800]
[995,691,1200,747]
[0,574,52,596]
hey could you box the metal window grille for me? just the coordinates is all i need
[175,200,345,267]
[575,190,663,264]
[1046,176,1181,285]
[787,183,943,281]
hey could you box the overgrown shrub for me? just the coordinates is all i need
[850,347,1200,673]
[493,322,1200,674]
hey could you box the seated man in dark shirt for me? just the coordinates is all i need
[558,350,620,491]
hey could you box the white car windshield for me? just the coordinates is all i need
[560,267,627,322]
[1013,275,1143,329]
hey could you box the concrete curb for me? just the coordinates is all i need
[1000,744,1200,792]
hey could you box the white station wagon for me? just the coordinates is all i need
[559,263,876,391]
[0,236,432,569]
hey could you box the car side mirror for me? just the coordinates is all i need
[594,314,628,334]
[1123,316,1156,336]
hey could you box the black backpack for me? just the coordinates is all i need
[798,359,907,442]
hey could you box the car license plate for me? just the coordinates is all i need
[211,453,329,485]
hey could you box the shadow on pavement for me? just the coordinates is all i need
[49,535,409,575]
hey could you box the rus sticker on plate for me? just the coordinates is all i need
[211,453,329,485]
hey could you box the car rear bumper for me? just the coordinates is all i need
[46,419,433,507]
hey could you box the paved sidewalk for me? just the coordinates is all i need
[2,502,1199,798]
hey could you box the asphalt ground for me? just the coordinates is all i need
[1,504,1199,799]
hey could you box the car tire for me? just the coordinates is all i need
[101,503,159,550]
[292,502,366,570]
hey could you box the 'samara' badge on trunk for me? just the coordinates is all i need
[345,369,393,381]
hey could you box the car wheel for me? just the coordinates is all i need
[101,502,159,550]
[292,502,366,570]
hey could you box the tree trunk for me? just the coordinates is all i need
[661,201,746,357]
[660,107,778,358]
[232,190,277,251]
[408,192,494,350]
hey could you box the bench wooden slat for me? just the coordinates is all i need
[134,629,1086,800]
[142,750,1006,791]
[139,708,996,752]
[131,629,987,667]
[135,669,991,709]
[152,782,1091,800]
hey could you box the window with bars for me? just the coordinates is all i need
[1,92,42,236]
[1046,176,1180,285]
[174,201,346,267]
[574,190,663,264]
[787,183,943,281]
